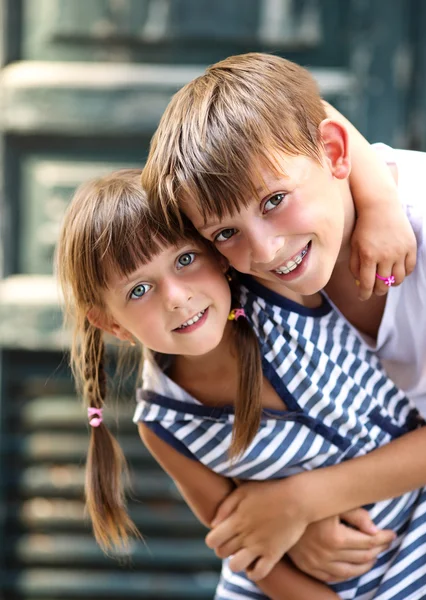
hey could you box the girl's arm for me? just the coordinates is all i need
[206,425,426,581]
[324,101,416,301]
[137,423,338,600]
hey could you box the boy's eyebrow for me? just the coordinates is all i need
[199,220,221,232]
[197,184,271,232]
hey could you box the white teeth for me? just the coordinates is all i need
[274,245,309,275]
[177,310,206,330]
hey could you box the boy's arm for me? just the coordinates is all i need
[206,425,426,581]
[138,423,338,600]
[324,101,416,301]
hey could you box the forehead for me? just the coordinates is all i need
[181,152,318,229]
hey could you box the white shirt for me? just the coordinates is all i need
[352,145,426,414]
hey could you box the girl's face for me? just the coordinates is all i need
[99,240,232,356]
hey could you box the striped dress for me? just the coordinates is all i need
[134,275,426,600]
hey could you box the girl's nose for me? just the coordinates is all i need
[163,279,193,311]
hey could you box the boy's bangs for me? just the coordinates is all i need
[176,142,294,224]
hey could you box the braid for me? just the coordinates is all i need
[227,273,263,458]
[83,320,140,551]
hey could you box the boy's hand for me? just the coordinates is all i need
[205,479,310,581]
[350,199,416,301]
[288,509,396,583]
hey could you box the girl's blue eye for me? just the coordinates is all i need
[264,193,286,213]
[130,283,151,299]
[177,252,196,269]
[215,228,237,243]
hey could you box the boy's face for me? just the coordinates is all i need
[182,123,353,303]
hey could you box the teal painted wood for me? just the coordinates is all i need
[348,0,414,146]
[0,61,357,136]
[3,569,219,598]
[407,0,426,150]
[0,353,220,599]
[22,0,326,63]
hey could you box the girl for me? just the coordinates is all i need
[57,169,426,600]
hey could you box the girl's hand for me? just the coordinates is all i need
[205,479,311,581]
[350,173,417,301]
[288,509,396,583]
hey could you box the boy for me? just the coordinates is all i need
[141,53,426,595]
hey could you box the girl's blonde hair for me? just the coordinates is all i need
[142,52,326,222]
[56,169,262,552]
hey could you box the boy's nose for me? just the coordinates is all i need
[250,234,283,266]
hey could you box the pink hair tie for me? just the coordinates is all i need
[228,308,246,321]
[375,273,396,287]
[88,407,103,427]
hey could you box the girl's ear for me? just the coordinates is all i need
[318,118,351,180]
[86,307,132,342]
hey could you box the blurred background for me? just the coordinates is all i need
[0,1,425,599]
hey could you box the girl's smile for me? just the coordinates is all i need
[174,307,209,333]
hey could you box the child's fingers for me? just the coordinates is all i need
[321,560,376,583]
[228,548,259,574]
[206,515,238,549]
[405,249,417,277]
[373,260,397,296]
[246,555,276,582]
[357,259,377,301]
[349,249,361,281]
[340,508,377,535]
[210,488,241,527]
[213,535,243,560]
[332,543,390,566]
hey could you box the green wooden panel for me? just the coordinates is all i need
[18,499,205,534]
[15,534,219,568]
[0,61,357,136]
[0,276,64,349]
[3,569,219,598]
[19,158,139,275]
[22,0,325,63]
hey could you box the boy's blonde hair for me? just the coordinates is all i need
[142,52,326,221]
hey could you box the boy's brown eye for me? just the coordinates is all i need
[264,193,286,213]
[215,228,236,242]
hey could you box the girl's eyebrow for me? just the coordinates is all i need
[112,269,149,291]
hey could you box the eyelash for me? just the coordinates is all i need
[263,193,286,213]
[213,193,286,243]
[129,252,196,300]
[214,229,237,243]
[176,251,196,269]
[130,283,151,300]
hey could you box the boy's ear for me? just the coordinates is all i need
[318,119,351,180]
[86,307,132,342]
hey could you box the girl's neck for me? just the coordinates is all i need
[168,321,240,406]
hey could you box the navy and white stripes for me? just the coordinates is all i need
[135,276,426,599]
